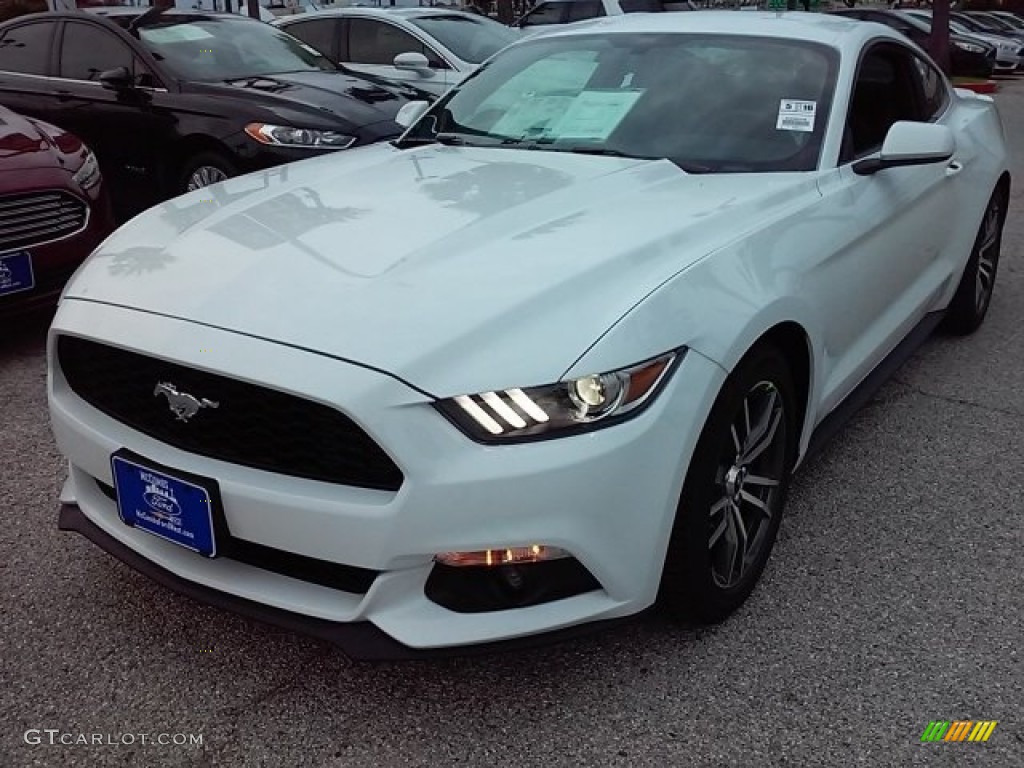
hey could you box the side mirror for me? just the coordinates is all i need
[393,51,431,73]
[395,100,430,129]
[98,66,135,91]
[853,121,955,176]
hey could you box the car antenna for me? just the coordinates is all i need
[127,5,169,33]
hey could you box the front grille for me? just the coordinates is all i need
[93,478,379,593]
[0,190,87,251]
[58,335,404,491]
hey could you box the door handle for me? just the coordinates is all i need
[56,89,74,102]
[946,160,964,176]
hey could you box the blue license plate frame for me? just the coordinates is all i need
[110,450,223,558]
[0,251,34,296]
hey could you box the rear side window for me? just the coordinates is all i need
[0,22,53,76]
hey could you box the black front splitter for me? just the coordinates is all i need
[58,503,634,661]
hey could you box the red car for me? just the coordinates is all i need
[0,104,115,316]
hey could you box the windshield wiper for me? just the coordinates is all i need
[528,143,715,173]
[394,133,716,173]
[560,147,643,158]
[486,139,648,159]
[394,132,484,149]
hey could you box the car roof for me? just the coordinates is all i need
[280,7,488,20]
[538,10,898,48]
[61,7,257,20]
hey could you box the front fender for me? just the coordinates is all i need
[563,247,826,457]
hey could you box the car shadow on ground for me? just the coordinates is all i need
[1,307,53,357]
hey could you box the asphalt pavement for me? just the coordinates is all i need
[2,84,1023,767]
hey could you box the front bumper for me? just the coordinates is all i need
[0,177,114,318]
[48,299,724,653]
[57,502,636,660]
[993,54,1021,71]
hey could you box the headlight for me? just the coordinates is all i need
[436,351,680,443]
[72,150,101,190]
[244,122,356,149]
[954,41,988,53]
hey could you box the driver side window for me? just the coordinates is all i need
[842,43,930,164]
[347,19,446,69]
[59,22,134,82]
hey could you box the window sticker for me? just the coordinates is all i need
[549,90,643,140]
[777,99,816,132]
[490,89,643,141]
[142,26,215,44]
[490,94,576,139]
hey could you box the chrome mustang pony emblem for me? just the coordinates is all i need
[153,381,219,422]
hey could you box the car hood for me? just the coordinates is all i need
[952,32,996,51]
[0,109,80,174]
[63,145,818,396]
[189,70,418,128]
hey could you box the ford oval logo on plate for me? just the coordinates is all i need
[111,452,219,557]
[142,481,183,520]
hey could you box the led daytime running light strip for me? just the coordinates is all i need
[454,390,550,435]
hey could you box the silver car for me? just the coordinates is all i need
[275,7,521,96]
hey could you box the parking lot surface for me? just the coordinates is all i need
[2,82,1023,767]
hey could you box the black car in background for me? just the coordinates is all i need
[829,8,996,79]
[957,10,1024,43]
[0,9,420,220]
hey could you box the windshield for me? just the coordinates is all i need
[402,33,838,173]
[905,12,983,38]
[994,13,1024,30]
[893,12,930,33]
[953,14,993,32]
[407,14,520,64]
[137,17,336,81]
[976,14,1016,32]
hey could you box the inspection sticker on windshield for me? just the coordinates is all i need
[777,99,816,132]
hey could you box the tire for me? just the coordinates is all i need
[658,344,798,624]
[178,151,237,194]
[940,184,1007,336]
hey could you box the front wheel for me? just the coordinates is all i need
[178,151,237,194]
[659,344,797,624]
[940,184,1006,336]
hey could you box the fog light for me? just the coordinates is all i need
[435,545,570,567]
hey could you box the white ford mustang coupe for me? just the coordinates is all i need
[49,12,1008,657]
